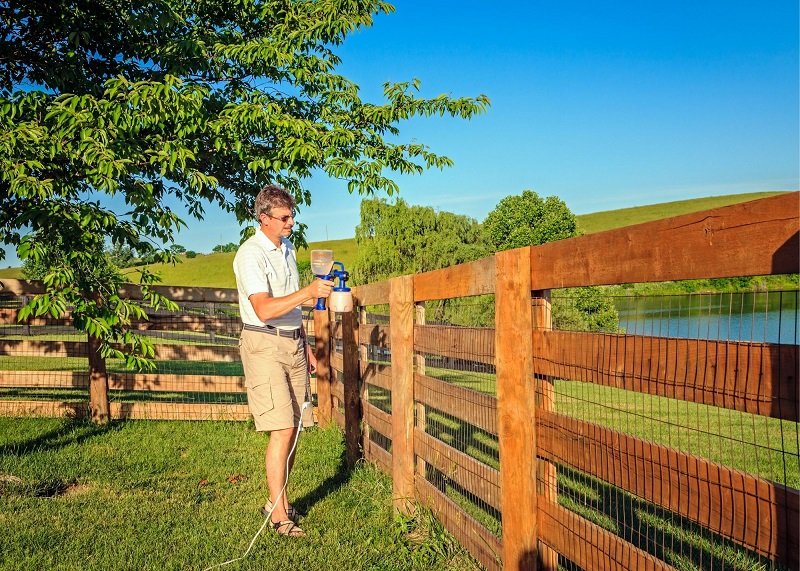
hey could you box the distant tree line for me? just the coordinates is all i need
[352,190,620,333]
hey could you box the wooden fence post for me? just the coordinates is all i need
[532,290,557,571]
[495,248,538,571]
[87,333,110,424]
[313,307,332,427]
[390,275,415,515]
[341,308,362,468]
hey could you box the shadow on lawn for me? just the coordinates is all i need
[293,444,352,516]
[0,417,113,458]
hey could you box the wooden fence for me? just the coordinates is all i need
[0,192,798,570]
[314,192,799,571]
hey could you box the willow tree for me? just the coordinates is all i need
[0,0,489,363]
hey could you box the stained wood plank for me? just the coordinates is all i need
[0,400,87,418]
[533,330,799,421]
[0,371,88,388]
[330,352,343,373]
[363,401,392,439]
[538,498,677,571]
[358,323,391,349]
[416,475,503,571]
[107,374,244,393]
[130,314,241,335]
[0,339,87,358]
[360,361,391,391]
[341,310,362,467]
[330,379,344,402]
[538,409,800,568]
[0,309,71,326]
[530,191,800,289]
[415,428,501,512]
[414,256,496,301]
[390,275,415,513]
[495,248,538,570]
[414,324,495,366]
[415,373,498,435]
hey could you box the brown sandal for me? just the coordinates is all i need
[261,499,303,523]
[272,519,306,537]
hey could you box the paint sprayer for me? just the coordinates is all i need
[310,249,353,313]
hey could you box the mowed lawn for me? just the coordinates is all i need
[0,418,479,571]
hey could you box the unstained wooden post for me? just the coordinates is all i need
[495,248,538,571]
[341,307,362,468]
[87,333,110,424]
[390,275,415,515]
[313,307,332,427]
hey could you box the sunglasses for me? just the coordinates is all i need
[266,212,295,223]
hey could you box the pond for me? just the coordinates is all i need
[614,290,799,344]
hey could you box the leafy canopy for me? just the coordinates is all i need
[352,197,486,284]
[484,190,618,332]
[0,0,489,359]
[482,190,578,251]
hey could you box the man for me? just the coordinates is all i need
[233,184,333,538]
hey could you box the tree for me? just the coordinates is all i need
[482,190,578,251]
[352,197,486,284]
[483,190,619,333]
[212,243,238,254]
[352,197,490,325]
[1,0,489,359]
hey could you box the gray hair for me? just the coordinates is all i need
[254,185,296,220]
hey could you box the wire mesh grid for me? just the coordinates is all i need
[414,296,502,538]
[104,300,246,420]
[361,308,392,456]
[542,288,799,571]
[0,295,90,415]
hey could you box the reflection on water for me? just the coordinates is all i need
[615,290,799,344]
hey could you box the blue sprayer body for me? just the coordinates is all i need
[314,261,349,311]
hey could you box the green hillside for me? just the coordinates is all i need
[0,191,792,287]
[575,191,786,234]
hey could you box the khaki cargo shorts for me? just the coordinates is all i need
[239,328,309,432]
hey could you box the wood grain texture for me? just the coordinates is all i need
[533,330,798,421]
[538,409,800,568]
[390,274,415,514]
[494,248,538,571]
[529,191,800,289]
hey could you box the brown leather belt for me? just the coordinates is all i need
[242,324,302,339]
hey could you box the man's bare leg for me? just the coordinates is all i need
[265,426,297,523]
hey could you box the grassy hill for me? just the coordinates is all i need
[0,191,790,287]
[575,191,786,234]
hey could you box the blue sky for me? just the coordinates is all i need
[291,0,800,246]
[4,1,799,266]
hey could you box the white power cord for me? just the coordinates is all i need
[201,399,313,571]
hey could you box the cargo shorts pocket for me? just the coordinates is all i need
[247,380,275,417]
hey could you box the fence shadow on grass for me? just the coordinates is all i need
[293,436,353,517]
[0,416,112,457]
[558,465,787,571]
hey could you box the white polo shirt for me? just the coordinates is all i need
[233,230,302,329]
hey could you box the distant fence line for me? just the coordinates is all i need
[1,192,799,571]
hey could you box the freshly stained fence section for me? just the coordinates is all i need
[348,193,799,571]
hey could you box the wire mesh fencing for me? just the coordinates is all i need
[539,287,799,571]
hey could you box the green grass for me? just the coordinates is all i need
[0,418,480,571]
[575,191,787,235]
